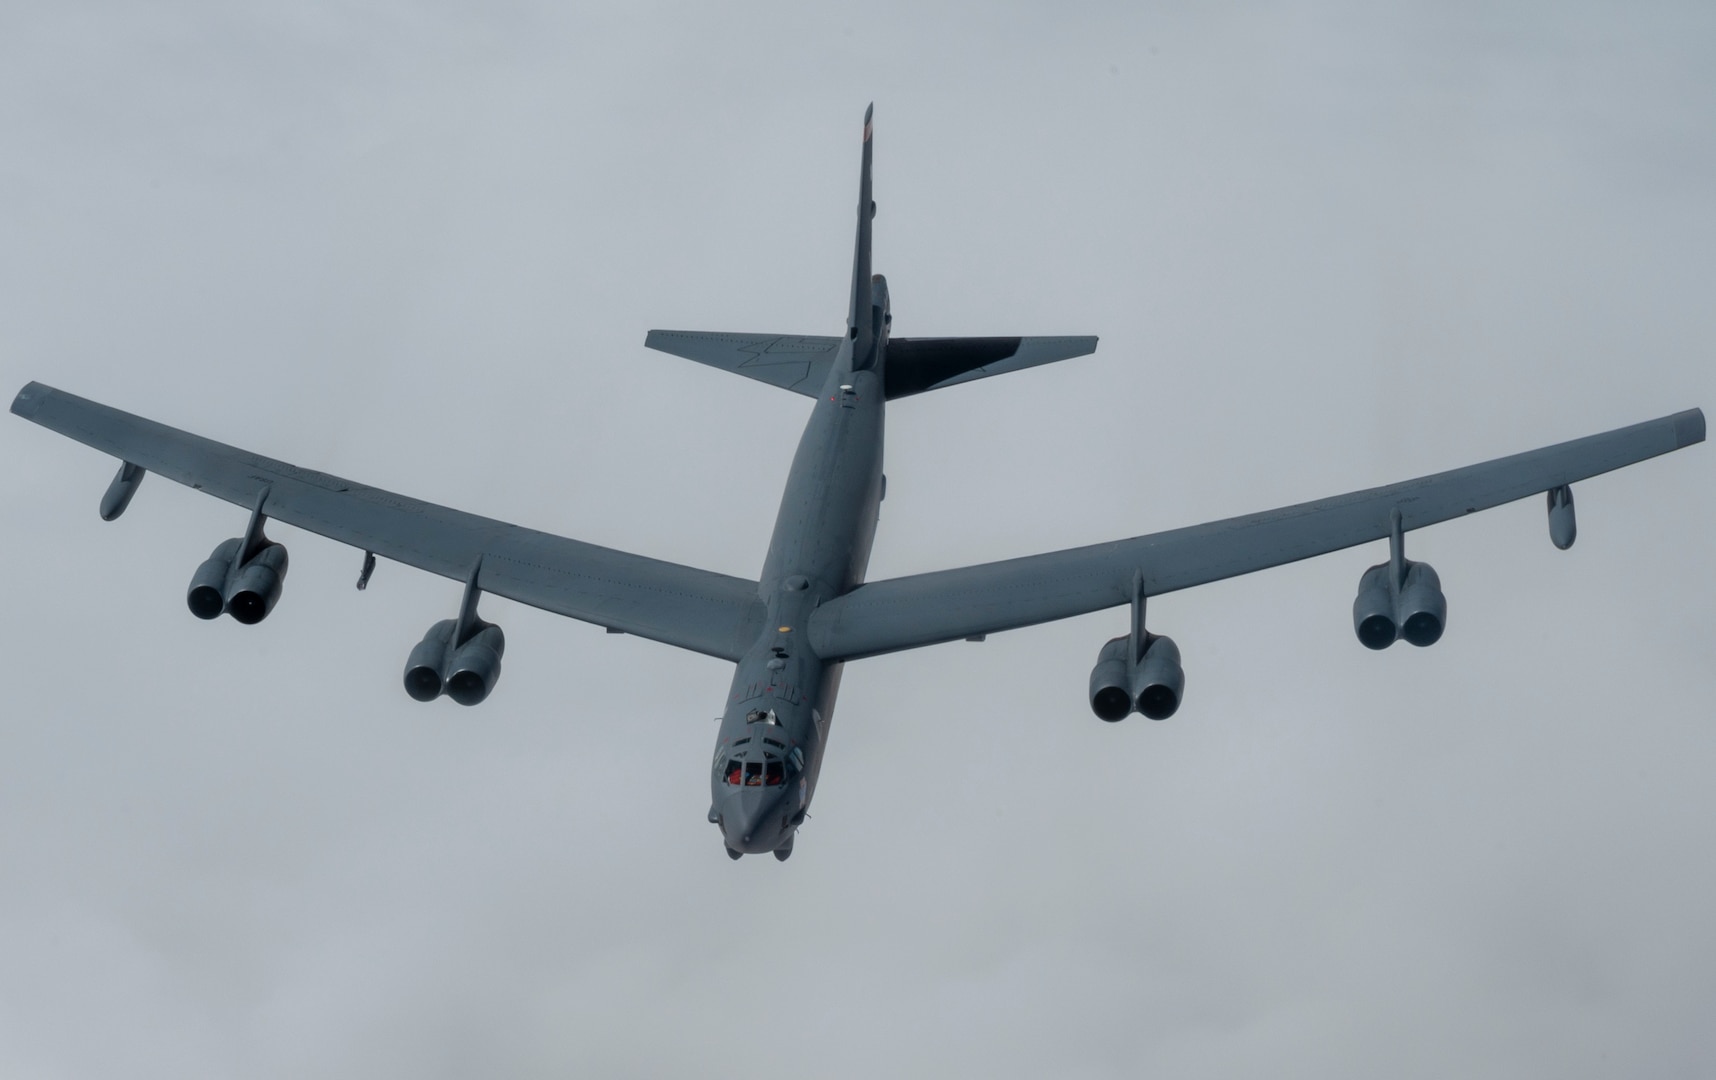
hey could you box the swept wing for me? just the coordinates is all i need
[808,409,1705,660]
[12,383,765,661]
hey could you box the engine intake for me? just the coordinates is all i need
[228,542,288,625]
[1088,631,1186,721]
[1133,634,1184,720]
[1088,636,1132,722]
[404,620,458,702]
[1352,558,1446,649]
[1397,562,1445,647]
[186,537,290,623]
[447,625,506,706]
[188,538,243,620]
[403,618,506,705]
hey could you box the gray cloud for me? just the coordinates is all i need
[2,3,1712,1077]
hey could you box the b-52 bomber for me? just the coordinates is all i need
[13,106,1705,861]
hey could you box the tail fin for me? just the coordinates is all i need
[848,104,877,368]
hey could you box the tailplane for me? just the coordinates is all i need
[882,336,1098,399]
[645,106,1098,401]
[643,331,842,397]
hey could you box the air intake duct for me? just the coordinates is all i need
[1352,559,1447,649]
[1132,634,1184,720]
[1088,636,1132,722]
[185,537,290,623]
[403,619,507,705]
[1088,632,1186,721]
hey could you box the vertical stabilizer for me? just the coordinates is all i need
[848,104,876,368]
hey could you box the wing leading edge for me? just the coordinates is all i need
[807,409,1705,661]
[11,383,766,661]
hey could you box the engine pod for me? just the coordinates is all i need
[1132,634,1184,720]
[1397,561,1446,647]
[226,542,289,625]
[1352,563,1397,650]
[446,624,506,707]
[187,537,244,621]
[1088,635,1132,722]
[404,619,458,702]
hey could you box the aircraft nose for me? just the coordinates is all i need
[720,788,789,855]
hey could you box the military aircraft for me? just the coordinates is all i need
[12,106,1705,861]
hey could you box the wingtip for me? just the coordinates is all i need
[10,381,49,419]
[1674,407,1705,448]
[863,102,874,142]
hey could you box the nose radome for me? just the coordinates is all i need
[721,788,789,855]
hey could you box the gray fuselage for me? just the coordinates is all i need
[710,330,886,855]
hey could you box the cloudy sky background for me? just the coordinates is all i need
[2,3,1713,1077]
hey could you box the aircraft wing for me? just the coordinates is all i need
[11,383,766,661]
[644,331,844,396]
[807,409,1705,660]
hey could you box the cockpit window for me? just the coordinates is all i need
[744,762,763,786]
[724,760,741,785]
[765,762,784,786]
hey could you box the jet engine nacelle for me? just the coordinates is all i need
[404,619,457,702]
[186,537,290,624]
[447,625,506,706]
[1352,559,1446,649]
[227,542,288,625]
[1088,632,1186,721]
[1133,634,1184,720]
[187,538,244,620]
[1397,562,1446,647]
[1088,636,1132,722]
[403,619,506,705]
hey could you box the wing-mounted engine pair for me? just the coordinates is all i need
[403,559,506,706]
[1351,508,1447,650]
[185,486,290,625]
[1088,577,1185,722]
[1351,487,1582,651]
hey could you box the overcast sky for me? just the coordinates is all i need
[2,3,1713,1077]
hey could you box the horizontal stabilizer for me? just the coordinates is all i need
[645,331,842,397]
[883,336,1098,400]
